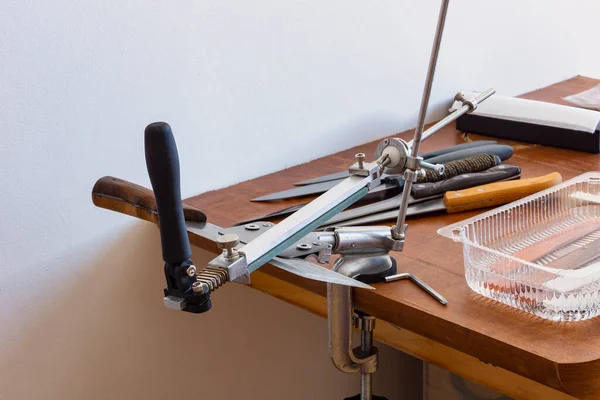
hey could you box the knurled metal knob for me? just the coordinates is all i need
[217,234,240,259]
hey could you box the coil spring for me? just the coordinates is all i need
[192,267,229,294]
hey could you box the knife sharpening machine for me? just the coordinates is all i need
[94,0,499,398]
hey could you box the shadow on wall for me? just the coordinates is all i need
[0,222,421,400]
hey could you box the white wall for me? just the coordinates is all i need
[0,1,598,399]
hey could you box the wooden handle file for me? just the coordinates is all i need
[443,172,562,213]
[91,176,207,224]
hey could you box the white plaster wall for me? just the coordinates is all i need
[0,1,598,399]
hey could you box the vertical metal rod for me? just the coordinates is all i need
[361,329,373,352]
[409,0,450,157]
[360,328,373,400]
[361,372,372,400]
[393,0,450,239]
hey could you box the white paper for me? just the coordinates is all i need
[563,84,600,111]
[450,91,600,134]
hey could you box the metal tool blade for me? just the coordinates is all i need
[270,257,374,289]
[234,203,307,225]
[321,164,520,227]
[320,198,447,228]
[325,170,563,228]
[237,164,520,225]
[185,220,371,288]
[294,171,352,186]
[293,140,499,186]
[251,177,398,202]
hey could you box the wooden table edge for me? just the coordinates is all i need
[247,267,578,400]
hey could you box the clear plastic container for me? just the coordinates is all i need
[438,172,600,322]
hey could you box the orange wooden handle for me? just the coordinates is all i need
[92,176,207,224]
[443,172,562,213]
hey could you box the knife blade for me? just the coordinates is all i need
[320,164,521,227]
[293,140,499,186]
[236,162,516,226]
[92,176,373,289]
[239,164,510,226]
[269,257,373,289]
[250,178,400,202]
[251,144,514,202]
[323,172,562,227]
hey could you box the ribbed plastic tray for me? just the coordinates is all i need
[439,172,600,321]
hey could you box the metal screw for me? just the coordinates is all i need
[186,265,197,277]
[296,243,312,250]
[244,223,260,231]
[192,281,209,294]
[420,160,445,175]
[454,91,467,103]
[217,234,240,259]
[356,153,366,169]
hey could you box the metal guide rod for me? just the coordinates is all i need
[407,88,496,148]
[409,0,450,158]
[393,0,450,239]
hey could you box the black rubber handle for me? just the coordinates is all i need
[421,140,497,159]
[411,163,521,199]
[144,122,192,264]
[426,144,514,164]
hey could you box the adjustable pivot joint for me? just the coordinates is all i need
[455,90,488,113]
[163,259,212,314]
[193,233,251,296]
[349,152,391,190]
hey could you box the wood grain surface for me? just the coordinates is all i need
[443,171,563,213]
[181,76,600,399]
[92,176,207,224]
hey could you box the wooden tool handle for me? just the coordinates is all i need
[91,176,207,224]
[443,172,562,213]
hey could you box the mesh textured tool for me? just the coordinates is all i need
[417,153,499,183]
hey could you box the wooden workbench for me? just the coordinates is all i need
[102,76,600,399]
[183,76,600,399]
